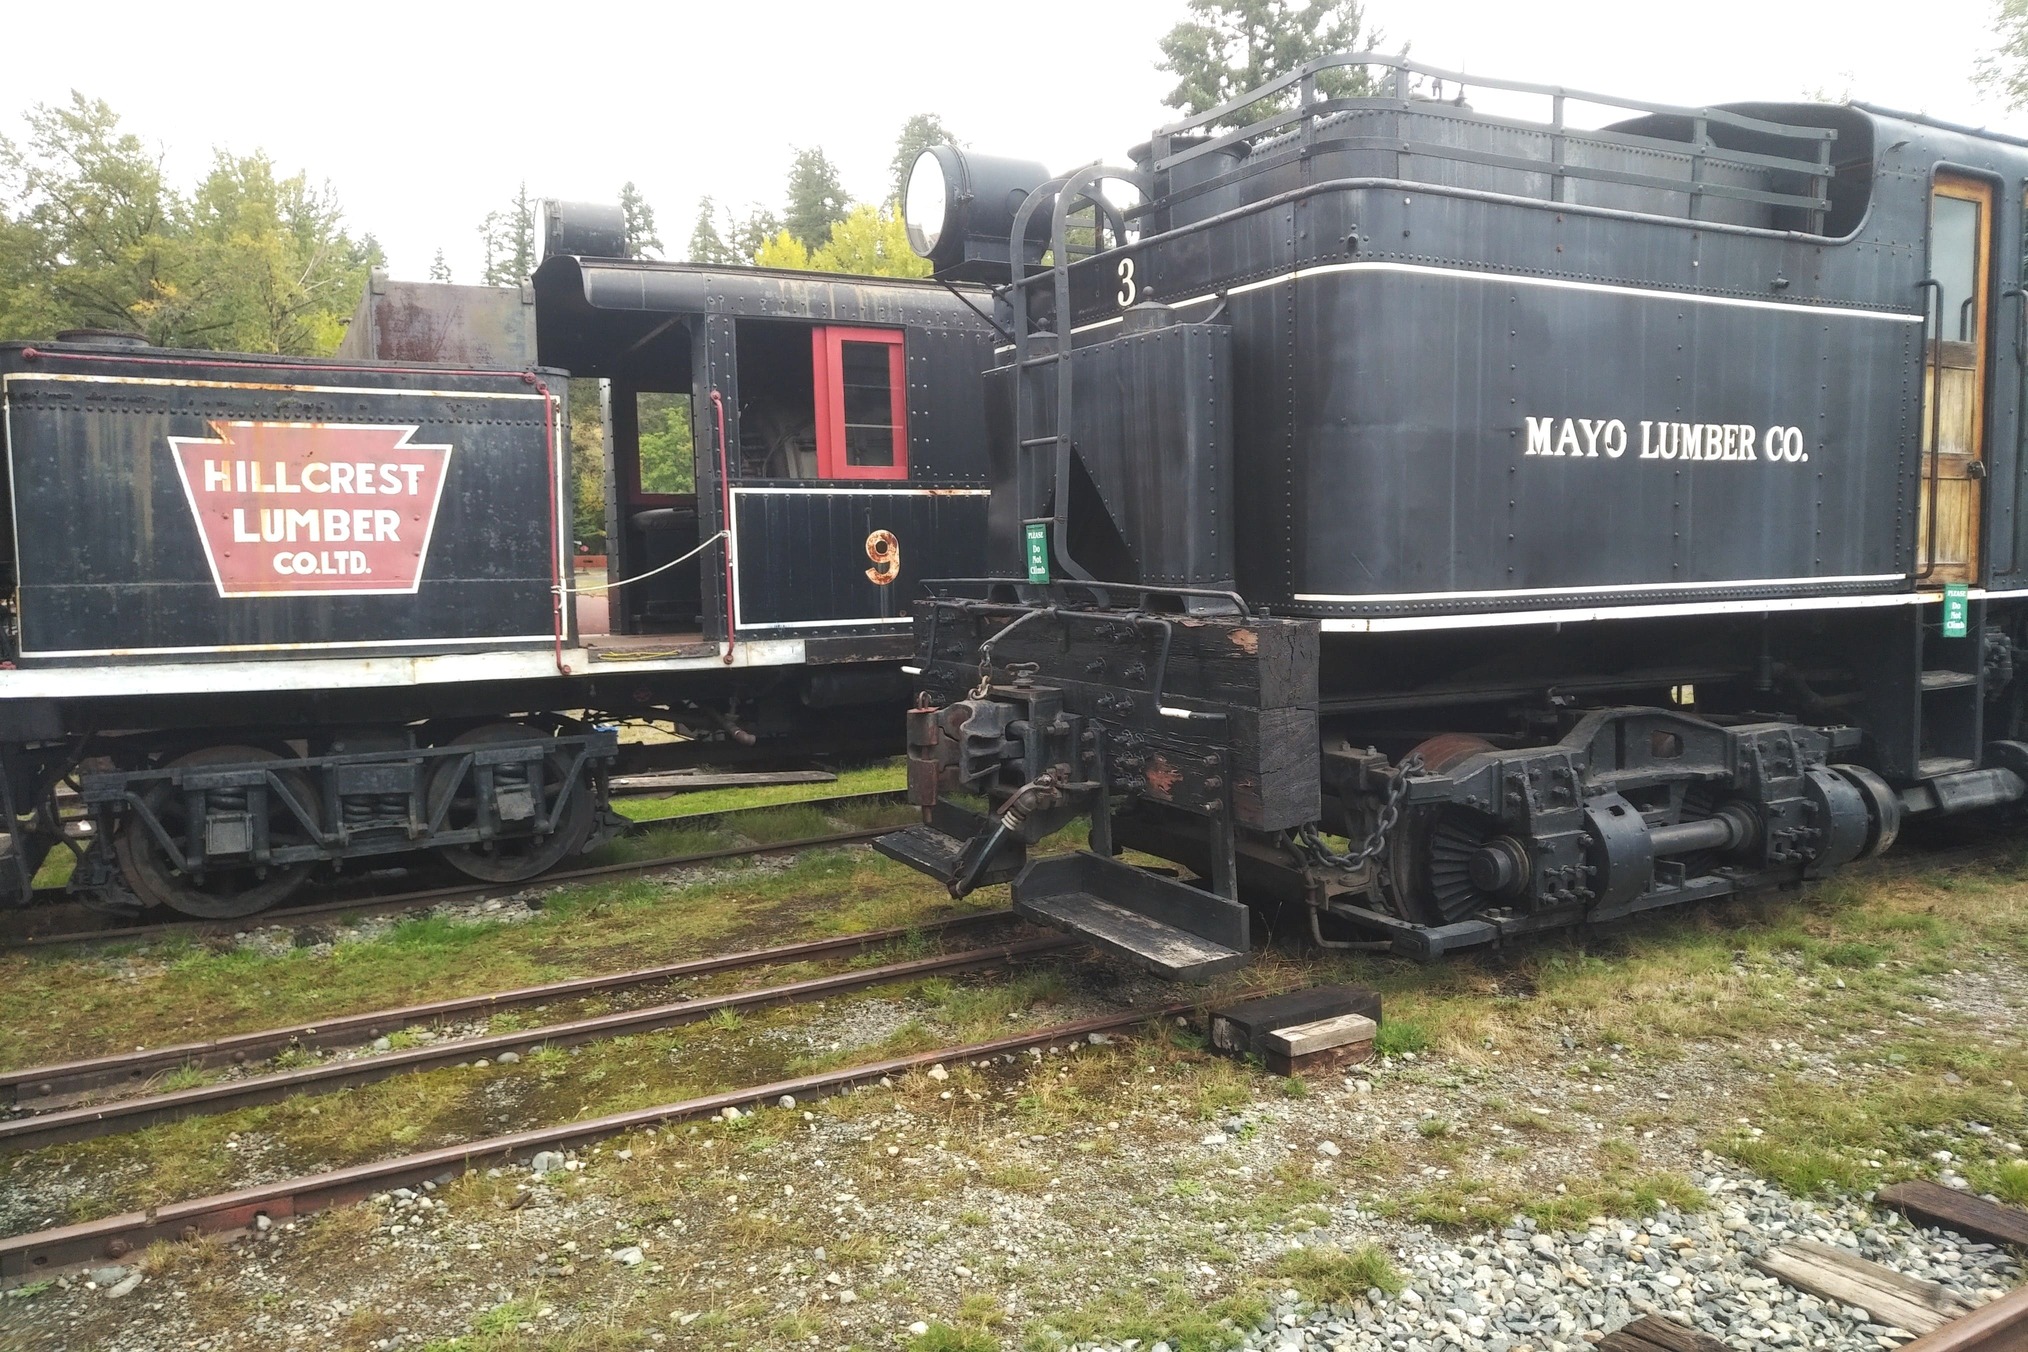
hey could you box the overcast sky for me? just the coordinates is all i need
[4,0,2020,280]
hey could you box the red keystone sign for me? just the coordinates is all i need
[168,421,454,597]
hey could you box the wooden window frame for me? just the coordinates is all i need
[812,326,907,481]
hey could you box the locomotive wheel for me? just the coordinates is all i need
[426,723,594,882]
[1387,734,1517,928]
[113,746,323,918]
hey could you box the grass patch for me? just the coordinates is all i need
[0,825,967,1070]
[613,759,904,822]
[907,1322,998,1352]
[1024,1285,1267,1352]
[1374,1019,1431,1056]
[1275,1243,1405,1302]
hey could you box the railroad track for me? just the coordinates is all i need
[1907,1285,2028,1351]
[1,788,909,949]
[0,925,1066,1149]
[0,908,1016,1111]
[0,999,1186,1280]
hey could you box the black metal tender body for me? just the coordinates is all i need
[879,54,2028,975]
[0,231,997,918]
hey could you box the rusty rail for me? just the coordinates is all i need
[1902,1285,2028,1352]
[0,1002,1187,1281]
[0,909,1017,1108]
[0,935,1071,1152]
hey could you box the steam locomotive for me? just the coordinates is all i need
[0,208,996,916]
[876,54,2028,975]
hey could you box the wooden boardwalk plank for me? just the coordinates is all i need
[1881,1180,2028,1250]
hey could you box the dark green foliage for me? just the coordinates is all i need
[782,147,849,251]
[1157,0,1390,120]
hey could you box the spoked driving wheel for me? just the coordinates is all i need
[112,745,323,918]
[425,723,594,882]
[1384,734,1529,928]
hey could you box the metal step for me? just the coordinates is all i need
[1917,756,1979,779]
[1920,670,1979,691]
[1012,851,1249,982]
[871,803,1024,890]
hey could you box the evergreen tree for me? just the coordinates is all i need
[686,196,736,265]
[619,181,661,258]
[429,248,451,283]
[478,182,536,286]
[889,113,958,204]
[729,207,781,264]
[782,147,848,251]
[1157,0,1388,119]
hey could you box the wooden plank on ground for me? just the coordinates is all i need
[1260,1012,1376,1075]
[1597,1313,1731,1352]
[1754,1240,1972,1335]
[610,770,837,796]
[1208,985,1382,1056]
[1881,1180,2028,1250]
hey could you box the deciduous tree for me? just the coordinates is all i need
[185,151,379,354]
[1980,0,2028,109]
[811,203,929,278]
[0,93,193,342]
[0,93,376,352]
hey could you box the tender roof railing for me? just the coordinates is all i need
[1147,52,1837,229]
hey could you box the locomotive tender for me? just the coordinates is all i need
[0,211,995,917]
[878,54,2028,976]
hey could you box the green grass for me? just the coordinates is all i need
[1374,1018,1431,1056]
[611,759,904,822]
[1274,1244,1405,1302]
[908,1322,999,1352]
[0,830,965,1071]
[1022,1286,1268,1352]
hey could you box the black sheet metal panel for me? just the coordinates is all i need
[0,342,567,663]
[1027,96,2028,617]
[335,274,538,368]
[1281,261,1915,616]
[731,488,986,630]
[987,317,1236,589]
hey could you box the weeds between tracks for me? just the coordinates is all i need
[2,795,2027,1349]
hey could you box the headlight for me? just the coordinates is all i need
[896,145,1052,282]
[903,150,950,257]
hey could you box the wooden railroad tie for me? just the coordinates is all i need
[1209,984,1380,1076]
[1596,1313,1730,1352]
[1753,1238,1976,1336]
[1879,1180,2028,1251]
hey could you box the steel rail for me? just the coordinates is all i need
[0,936,1073,1153]
[0,1002,1189,1280]
[1901,1284,2028,1352]
[4,789,907,948]
[0,910,1020,1109]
